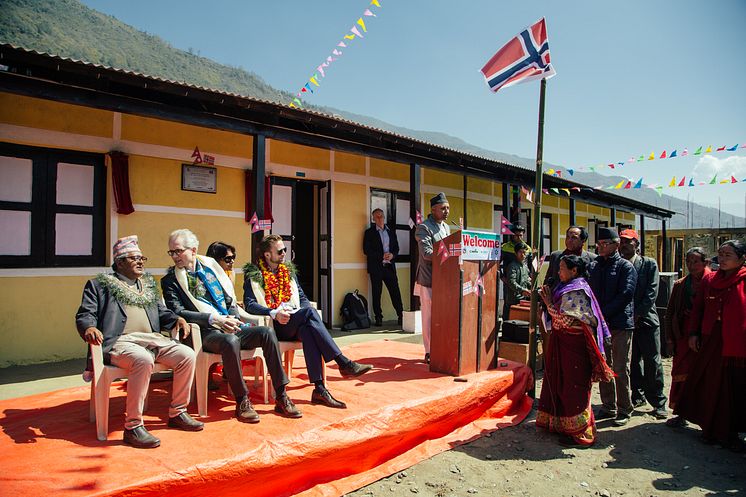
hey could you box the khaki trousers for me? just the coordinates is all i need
[109,332,196,430]
[599,328,634,416]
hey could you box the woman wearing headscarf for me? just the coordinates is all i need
[674,240,746,451]
[663,247,711,428]
[537,255,614,447]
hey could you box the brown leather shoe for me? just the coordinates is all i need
[123,425,160,449]
[167,412,204,431]
[274,394,303,418]
[339,361,373,378]
[311,388,347,409]
[236,397,260,423]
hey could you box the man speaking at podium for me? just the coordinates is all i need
[414,192,451,364]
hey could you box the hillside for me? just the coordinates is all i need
[1,0,743,229]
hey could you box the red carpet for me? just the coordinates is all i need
[0,340,532,497]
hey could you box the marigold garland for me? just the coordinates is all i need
[96,272,160,308]
[258,259,292,309]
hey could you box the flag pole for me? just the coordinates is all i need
[527,77,547,399]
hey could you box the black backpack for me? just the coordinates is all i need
[340,289,371,331]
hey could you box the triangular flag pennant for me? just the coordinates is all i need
[289,103,297,108]
[638,155,645,161]
[633,178,643,189]
[332,49,342,56]
[628,157,636,163]
[526,189,534,202]
[660,150,667,159]
[304,82,314,93]
[589,166,596,172]
[300,87,307,93]
[731,176,738,184]
[350,26,364,38]
[717,145,726,152]
[678,176,686,187]
[648,152,655,160]
[363,8,376,16]
[317,65,325,77]
[357,18,367,32]
[720,179,729,184]
[338,41,347,48]
[561,188,570,195]
[688,178,694,187]
[416,210,424,225]
[682,148,688,156]
[614,180,625,189]
[408,217,415,229]
[251,222,262,234]
[571,186,581,191]
[370,0,381,6]
[309,75,320,86]
[709,174,717,184]
[705,145,712,153]
[550,188,559,194]
[191,146,203,164]
[292,98,303,107]
[567,168,574,175]
[608,163,615,169]
[546,168,555,175]
[500,215,514,235]
[727,144,738,151]
[555,170,562,177]
[542,188,549,194]
[668,177,676,187]
[617,162,625,167]
[623,181,632,189]
[655,186,663,197]
[693,146,702,155]
[248,212,259,226]
[670,150,677,158]
[344,34,355,40]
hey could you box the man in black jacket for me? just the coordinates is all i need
[363,208,404,326]
[543,225,596,289]
[619,229,667,419]
[588,227,638,426]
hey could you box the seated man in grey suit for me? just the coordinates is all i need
[161,229,302,423]
[75,235,203,449]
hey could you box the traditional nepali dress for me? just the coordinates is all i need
[537,277,614,445]
[674,266,746,445]
[663,268,710,409]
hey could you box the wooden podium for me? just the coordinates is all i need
[430,231,499,376]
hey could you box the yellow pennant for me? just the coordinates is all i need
[309,76,319,86]
[705,145,712,153]
[344,34,355,40]
[668,177,676,187]
[648,152,655,160]
[371,0,381,6]
[357,18,367,32]
[614,180,625,189]
[561,188,570,196]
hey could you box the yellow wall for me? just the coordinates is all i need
[333,182,367,265]
[270,140,330,170]
[335,151,366,175]
[370,158,408,182]
[0,93,113,139]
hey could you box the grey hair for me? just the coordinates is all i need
[169,228,199,249]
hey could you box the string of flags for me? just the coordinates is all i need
[545,142,744,178]
[289,0,382,109]
[248,212,272,233]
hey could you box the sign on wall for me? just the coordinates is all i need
[461,229,501,261]
[182,164,217,193]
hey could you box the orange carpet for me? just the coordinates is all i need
[0,340,532,497]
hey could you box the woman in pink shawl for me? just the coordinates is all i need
[537,255,613,447]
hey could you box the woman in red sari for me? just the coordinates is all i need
[674,240,746,451]
[537,255,614,447]
[664,247,711,428]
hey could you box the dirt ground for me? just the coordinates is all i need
[347,356,746,497]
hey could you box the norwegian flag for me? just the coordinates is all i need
[480,18,556,93]
[448,243,462,257]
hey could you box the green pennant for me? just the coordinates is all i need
[655,186,663,197]
[709,174,717,184]
[694,146,703,155]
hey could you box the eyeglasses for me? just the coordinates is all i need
[125,256,148,263]
[222,256,236,263]
[167,248,187,257]
[277,247,287,254]
[596,240,617,247]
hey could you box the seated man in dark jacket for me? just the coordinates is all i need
[588,227,638,426]
[619,228,667,419]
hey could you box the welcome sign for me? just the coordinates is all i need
[461,230,501,260]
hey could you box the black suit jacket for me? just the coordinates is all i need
[363,225,399,276]
[75,275,178,364]
[632,255,660,329]
[160,270,241,333]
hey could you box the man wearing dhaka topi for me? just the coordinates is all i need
[75,235,203,449]
[243,234,373,409]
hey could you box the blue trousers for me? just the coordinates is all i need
[273,307,341,383]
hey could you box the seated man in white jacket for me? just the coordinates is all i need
[161,229,302,423]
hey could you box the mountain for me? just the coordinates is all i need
[1,0,743,229]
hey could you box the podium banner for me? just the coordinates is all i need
[461,230,501,261]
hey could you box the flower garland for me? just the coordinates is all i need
[258,259,292,309]
[96,272,160,308]
[186,272,206,299]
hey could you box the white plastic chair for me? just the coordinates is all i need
[88,323,198,442]
[267,302,327,383]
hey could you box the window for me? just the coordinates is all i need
[0,143,106,268]
[540,214,552,256]
[519,209,532,245]
[370,188,411,262]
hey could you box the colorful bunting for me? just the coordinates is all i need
[670,150,677,158]
[705,145,712,153]
[688,178,694,187]
[668,177,676,187]
[633,178,643,188]
[709,174,717,184]
[660,150,667,159]
[694,146,703,155]
[648,152,655,160]
[727,144,739,151]
[678,176,686,187]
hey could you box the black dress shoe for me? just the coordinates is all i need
[236,397,260,423]
[424,353,430,364]
[274,394,303,418]
[167,412,204,431]
[594,409,616,420]
[339,361,373,378]
[123,426,161,449]
[311,388,347,409]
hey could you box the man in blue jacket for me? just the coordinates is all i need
[588,227,638,426]
[619,229,667,420]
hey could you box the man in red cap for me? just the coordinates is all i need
[619,228,667,420]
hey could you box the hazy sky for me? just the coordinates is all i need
[79,0,746,217]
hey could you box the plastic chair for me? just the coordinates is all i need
[88,323,198,442]
[270,303,327,383]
